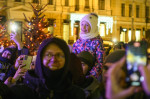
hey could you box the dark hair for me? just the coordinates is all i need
[90,13,98,18]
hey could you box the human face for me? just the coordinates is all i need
[80,21,91,34]
[42,43,65,71]
[81,62,89,75]
[2,50,12,59]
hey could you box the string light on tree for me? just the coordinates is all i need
[23,3,53,55]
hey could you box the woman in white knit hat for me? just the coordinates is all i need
[72,13,104,81]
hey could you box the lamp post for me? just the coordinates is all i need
[54,0,56,11]
[145,0,147,32]
[131,0,135,41]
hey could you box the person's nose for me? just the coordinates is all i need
[83,25,86,29]
[50,55,57,61]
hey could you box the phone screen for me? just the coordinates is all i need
[126,41,147,86]
[23,56,33,70]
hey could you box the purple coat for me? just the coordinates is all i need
[72,36,105,79]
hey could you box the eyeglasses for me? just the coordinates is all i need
[44,53,65,60]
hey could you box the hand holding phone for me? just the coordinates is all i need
[126,41,147,86]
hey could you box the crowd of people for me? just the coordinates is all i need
[0,13,150,99]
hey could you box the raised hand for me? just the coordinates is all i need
[13,64,27,82]
[10,32,23,50]
[139,64,150,95]
[106,57,141,99]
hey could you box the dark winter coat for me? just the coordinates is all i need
[79,76,105,99]
[0,59,12,81]
[2,46,29,82]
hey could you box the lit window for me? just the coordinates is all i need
[99,24,105,36]
[120,31,125,42]
[128,30,131,41]
[135,30,140,41]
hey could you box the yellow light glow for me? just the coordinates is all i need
[10,22,17,32]
[135,30,140,41]
[128,30,131,42]
[113,38,117,43]
[99,24,105,36]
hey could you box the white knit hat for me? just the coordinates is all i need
[80,13,99,40]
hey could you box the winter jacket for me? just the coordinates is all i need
[0,60,12,81]
[72,36,105,79]
[24,70,85,99]
[80,76,104,99]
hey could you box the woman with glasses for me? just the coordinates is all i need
[10,37,85,99]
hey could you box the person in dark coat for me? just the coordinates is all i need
[23,37,85,99]
[2,31,30,83]
[0,48,17,81]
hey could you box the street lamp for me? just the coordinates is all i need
[131,0,134,41]
[10,22,17,33]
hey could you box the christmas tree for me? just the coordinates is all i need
[0,7,15,48]
[23,3,53,55]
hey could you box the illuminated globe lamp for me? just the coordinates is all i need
[113,38,117,44]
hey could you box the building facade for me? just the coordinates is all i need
[0,0,150,44]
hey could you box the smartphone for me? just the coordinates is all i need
[22,55,33,70]
[126,41,147,86]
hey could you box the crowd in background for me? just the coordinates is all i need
[0,13,150,99]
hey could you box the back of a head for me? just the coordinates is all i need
[1,47,17,64]
[114,42,125,50]
[104,49,126,64]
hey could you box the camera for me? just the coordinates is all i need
[22,55,33,70]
